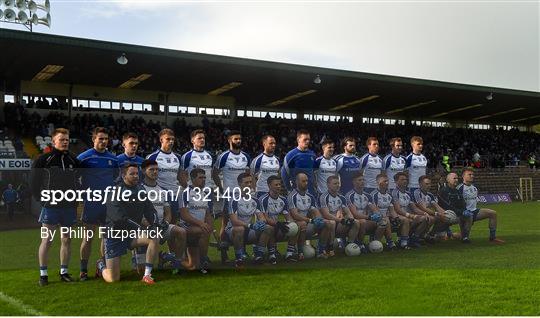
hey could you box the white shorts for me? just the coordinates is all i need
[225,226,258,244]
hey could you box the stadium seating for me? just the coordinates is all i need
[0,138,17,158]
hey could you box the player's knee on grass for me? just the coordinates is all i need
[103,258,121,282]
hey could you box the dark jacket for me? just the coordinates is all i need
[437,184,466,216]
[30,148,80,208]
[105,180,157,230]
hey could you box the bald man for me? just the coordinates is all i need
[437,172,465,241]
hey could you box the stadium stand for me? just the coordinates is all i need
[5,102,540,173]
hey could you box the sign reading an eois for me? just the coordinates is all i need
[0,159,32,170]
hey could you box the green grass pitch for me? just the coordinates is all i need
[1,202,539,316]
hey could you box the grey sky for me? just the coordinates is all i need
[3,0,539,92]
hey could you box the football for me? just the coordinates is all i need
[285,222,299,237]
[303,244,316,259]
[345,243,361,256]
[368,240,384,253]
[444,210,459,224]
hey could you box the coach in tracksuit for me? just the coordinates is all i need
[31,128,80,286]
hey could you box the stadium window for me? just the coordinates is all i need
[246,110,252,117]
[175,106,185,113]
[187,107,196,114]
[112,102,120,110]
[284,113,291,119]
[206,108,215,115]
[122,102,132,110]
[132,103,142,111]
[291,113,297,119]
[143,104,152,112]
[253,111,260,117]
[72,99,78,107]
[237,110,245,117]
[100,101,111,109]
[168,106,178,113]
[4,94,15,103]
[304,114,311,120]
[78,100,89,108]
[89,100,100,108]
[214,108,222,116]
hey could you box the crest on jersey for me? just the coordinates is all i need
[108,160,112,166]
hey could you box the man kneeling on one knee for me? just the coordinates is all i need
[99,163,160,284]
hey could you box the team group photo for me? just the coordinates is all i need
[33,126,507,286]
[0,0,538,316]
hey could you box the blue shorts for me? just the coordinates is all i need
[105,237,134,259]
[38,207,77,226]
[465,209,481,222]
[81,201,107,225]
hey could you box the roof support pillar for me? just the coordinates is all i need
[68,83,73,119]
[164,93,169,124]
[229,104,236,120]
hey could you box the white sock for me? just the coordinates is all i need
[60,267,68,275]
[40,269,48,276]
[144,265,152,276]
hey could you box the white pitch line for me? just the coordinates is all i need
[0,291,43,316]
